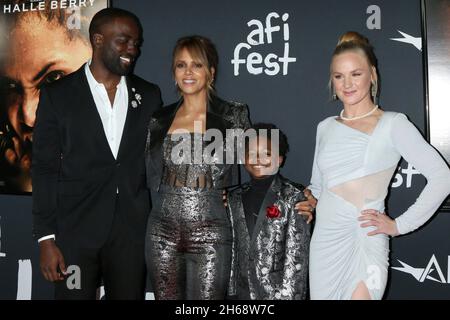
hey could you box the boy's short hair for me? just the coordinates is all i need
[246,122,290,166]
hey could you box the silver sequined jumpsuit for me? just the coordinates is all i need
[146,132,233,299]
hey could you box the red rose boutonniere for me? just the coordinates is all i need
[266,204,281,218]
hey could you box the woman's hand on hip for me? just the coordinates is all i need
[359,209,400,237]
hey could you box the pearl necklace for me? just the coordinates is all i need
[340,105,378,121]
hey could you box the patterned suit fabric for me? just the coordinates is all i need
[228,174,311,300]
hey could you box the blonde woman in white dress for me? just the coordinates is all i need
[308,31,450,300]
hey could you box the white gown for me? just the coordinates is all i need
[308,111,450,300]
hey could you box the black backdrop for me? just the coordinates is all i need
[0,0,449,299]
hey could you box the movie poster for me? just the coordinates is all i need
[0,0,109,194]
[422,0,450,211]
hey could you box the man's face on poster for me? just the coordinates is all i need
[1,14,91,192]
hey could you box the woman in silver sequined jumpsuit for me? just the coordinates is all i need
[144,36,251,299]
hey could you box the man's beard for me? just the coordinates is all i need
[102,51,134,76]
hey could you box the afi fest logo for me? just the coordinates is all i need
[391,163,421,189]
[232,12,296,76]
[392,255,450,284]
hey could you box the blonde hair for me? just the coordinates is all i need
[329,31,379,100]
[334,31,377,66]
[337,31,370,45]
[172,35,218,100]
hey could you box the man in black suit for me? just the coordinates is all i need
[32,8,162,299]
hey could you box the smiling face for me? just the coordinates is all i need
[331,50,377,107]
[1,14,91,176]
[173,47,214,98]
[96,16,142,76]
[245,135,282,179]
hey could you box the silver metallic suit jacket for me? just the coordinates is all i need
[227,174,311,300]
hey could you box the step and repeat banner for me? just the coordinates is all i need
[0,0,449,299]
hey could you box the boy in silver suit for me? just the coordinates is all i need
[227,123,311,300]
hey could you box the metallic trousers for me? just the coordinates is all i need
[145,186,232,300]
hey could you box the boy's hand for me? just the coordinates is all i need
[295,188,317,224]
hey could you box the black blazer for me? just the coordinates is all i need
[32,64,162,248]
[145,95,251,197]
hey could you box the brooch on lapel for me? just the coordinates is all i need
[266,204,281,218]
[131,87,142,108]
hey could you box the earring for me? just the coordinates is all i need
[371,80,378,104]
[175,80,178,86]
[332,86,337,100]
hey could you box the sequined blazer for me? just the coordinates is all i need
[145,95,251,194]
[227,174,311,300]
